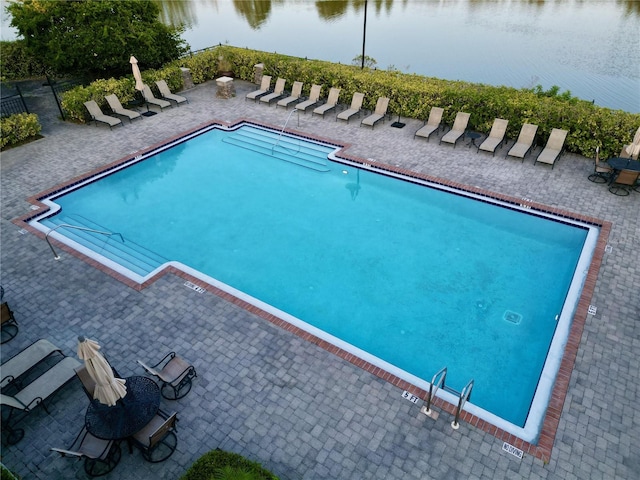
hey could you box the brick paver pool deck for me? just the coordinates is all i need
[1,79,638,479]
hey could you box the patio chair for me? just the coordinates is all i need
[51,426,121,477]
[361,97,390,129]
[313,87,341,117]
[477,118,509,155]
[83,101,122,130]
[246,75,272,102]
[260,78,287,105]
[131,410,178,463]
[439,112,470,147]
[1,302,18,344]
[295,84,322,113]
[1,356,81,445]
[141,84,171,111]
[534,128,568,168]
[506,123,538,160]
[336,92,365,123]
[104,94,141,123]
[137,352,197,400]
[587,147,613,184]
[155,80,188,106]
[276,81,303,109]
[608,169,640,196]
[1,338,62,389]
[414,107,444,141]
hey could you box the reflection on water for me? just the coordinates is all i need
[154,0,638,112]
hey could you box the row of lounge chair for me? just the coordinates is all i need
[246,77,390,128]
[83,80,188,129]
[415,107,568,167]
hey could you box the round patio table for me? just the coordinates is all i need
[607,157,640,172]
[85,375,160,441]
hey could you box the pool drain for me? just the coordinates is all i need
[503,310,522,324]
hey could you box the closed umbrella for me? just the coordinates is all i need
[626,126,640,157]
[77,336,127,407]
[130,55,144,92]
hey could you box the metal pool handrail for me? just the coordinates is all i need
[45,224,124,260]
[422,366,447,416]
[271,108,300,155]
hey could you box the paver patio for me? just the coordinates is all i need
[1,79,638,479]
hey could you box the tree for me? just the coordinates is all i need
[7,0,188,78]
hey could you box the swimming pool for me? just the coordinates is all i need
[28,122,599,443]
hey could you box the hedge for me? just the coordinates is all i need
[0,113,42,150]
[59,45,639,159]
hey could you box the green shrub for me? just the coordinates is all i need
[0,40,55,81]
[0,113,42,149]
[180,450,278,480]
[60,65,184,123]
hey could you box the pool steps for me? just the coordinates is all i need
[224,126,331,172]
[40,214,168,277]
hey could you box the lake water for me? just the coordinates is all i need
[2,0,638,112]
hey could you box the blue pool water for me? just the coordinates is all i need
[33,124,597,440]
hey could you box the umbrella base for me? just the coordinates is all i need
[141,111,157,117]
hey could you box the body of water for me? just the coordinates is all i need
[2,0,638,112]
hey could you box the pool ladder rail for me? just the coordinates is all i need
[271,108,300,156]
[420,366,474,430]
[45,223,124,260]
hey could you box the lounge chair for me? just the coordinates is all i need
[52,426,122,477]
[142,84,171,111]
[477,118,509,155]
[131,410,178,463]
[414,107,444,141]
[155,80,188,106]
[608,169,640,196]
[587,147,613,184]
[104,94,141,123]
[1,338,62,389]
[1,355,81,444]
[361,97,390,129]
[83,101,122,130]
[1,302,18,344]
[506,123,538,160]
[313,87,341,117]
[260,78,287,105]
[439,112,470,147]
[276,81,303,109]
[295,84,322,113]
[246,75,272,102]
[336,92,365,123]
[534,128,568,168]
[137,351,197,400]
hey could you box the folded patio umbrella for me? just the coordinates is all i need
[130,55,144,92]
[77,336,127,407]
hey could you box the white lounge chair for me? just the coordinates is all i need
[155,80,188,106]
[246,75,272,102]
[414,107,444,141]
[534,128,568,168]
[1,339,61,388]
[477,118,509,155]
[506,123,538,161]
[295,84,322,113]
[361,97,390,129]
[276,81,303,109]
[104,94,141,122]
[83,101,122,129]
[142,84,171,111]
[313,87,341,117]
[440,112,470,147]
[337,92,365,123]
[260,78,287,105]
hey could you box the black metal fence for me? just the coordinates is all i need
[0,83,29,118]
[46,76,84,121]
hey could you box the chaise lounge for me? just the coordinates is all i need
[336,92,365,123]
[295,84,323,113]
[477,118,509,155]
[313,87,341,117]
[506,123,538,160]
[439,111,470,147]
[276,81,303,109]
[104,94,142,123]
[83,101,122,130]
[534,128,568,168]
[260,78,287,105]
[360,97,390,129]
[155,80,188,106]
[142,84,171,111]
[414,106,444,141]
[246,75,272,102]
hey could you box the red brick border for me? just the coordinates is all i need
[13,119,610,462]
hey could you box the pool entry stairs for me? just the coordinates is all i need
[420,367,474,430]
[40,214,168,277]
[223,126,331,172]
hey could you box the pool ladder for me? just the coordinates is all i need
[421,367,474,430]
[45,223,124,260]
